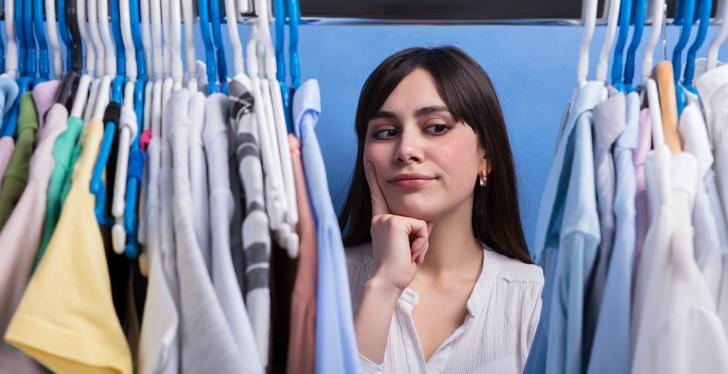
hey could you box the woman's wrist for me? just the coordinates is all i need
[365,274,405,300]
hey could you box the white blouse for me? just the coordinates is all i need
[346,242,544,374]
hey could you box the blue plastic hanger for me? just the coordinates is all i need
[672,0,696,115]
[683,0,712,95]
[91,101,120,227]
[33,0,49,81]
[274,0,292,132]
[623,0,647,92]
[199,0,218,94]
[124,0,147,259]
[110,0,126,103]
[611,0,633,91]
[209,0,228,93]
[15,0,26,78]
[287,0,301,119]
[23,0,37,80]
[58,0,73,72]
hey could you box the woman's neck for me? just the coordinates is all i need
[416,195,483,281]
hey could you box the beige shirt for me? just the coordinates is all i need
[346,242,544,373]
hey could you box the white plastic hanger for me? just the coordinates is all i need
[238,0,250,14]
[708,0,728,70]
[578,0,599,86]
[70,0,92,120]
[98,0,116,78]
[169,0,184,89]
[246,23,285,236]
[642,0,667,81]
[255,0,299,256]
[225,0,245,78]
[150,0,165,140]
[4,0,18,78]
[45,0,63,78]
[596,0,622,82]
[83,0,106,124]
[181,0,197,90]
[112,0,143,254]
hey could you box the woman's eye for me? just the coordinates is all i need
[426,124,449,135]
[373,128,397,139]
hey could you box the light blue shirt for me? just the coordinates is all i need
[586,90,639,374]
[293,79,360,374]
[526,81,603,374]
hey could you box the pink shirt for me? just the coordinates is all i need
[0,137,14,180]
[0,104,68,374]
[286,134,318,374]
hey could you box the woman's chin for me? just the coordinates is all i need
[388,205,436,222]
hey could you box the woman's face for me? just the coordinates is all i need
[364,68,489,221]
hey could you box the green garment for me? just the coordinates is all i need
[33,115,85,271]
[0,93,38,229]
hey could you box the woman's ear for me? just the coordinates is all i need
[479,154,492,176]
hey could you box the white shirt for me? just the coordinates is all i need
[631,152,728,374]
[187,91,212,273]
[346,242,543,374]
[678,100,725,302]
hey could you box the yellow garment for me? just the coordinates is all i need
[4,119,132,374]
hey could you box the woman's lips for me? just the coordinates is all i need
[388,175,435,188]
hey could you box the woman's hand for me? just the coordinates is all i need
[366,162,432,294]
[353,163,433,365]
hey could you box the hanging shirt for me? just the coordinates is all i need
[35,115,86,270]
[346,242,543,374]
[31,80,62,130]
[679,99,726,303]
[286,133,318,374]
[4,118,133,374]
[631,152,728,374]
[292,79,360,374]
[0,137,14,180]
[0,93,38,229]
[187,91,212,272]
[204,90,263,366]
[0,103,67,374]
[229,79,272,366]
[137,88,179,374]
[695,65,728,252]
[525,81,604,374]
[632,108,652,289]
[586,91,638,374]
[584,88,625,357]
[168,88,262,374]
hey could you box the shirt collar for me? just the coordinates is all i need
[465,244,499,317]
[292,79,321,139]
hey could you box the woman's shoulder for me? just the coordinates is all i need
[483,246,544,285]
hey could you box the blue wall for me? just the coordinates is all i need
[204,24,728,251]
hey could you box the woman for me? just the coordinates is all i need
[338,46,544,373]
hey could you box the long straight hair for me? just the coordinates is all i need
[338,46,531,264]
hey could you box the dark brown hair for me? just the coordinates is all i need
[338,46,531,264]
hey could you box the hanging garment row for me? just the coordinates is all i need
[0,0,359,373]
[527,0,728,373]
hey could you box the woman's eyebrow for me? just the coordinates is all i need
[415,105,449,117]
[370,111,399,121]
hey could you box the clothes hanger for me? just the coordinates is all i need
[671,0,696,115]
[83,0,105,125]
[110,0,139,254]
[225,0,246,79]
[68,0,92,121]
[122,0,148,259]
[57,0,73,73]
[273,0,292,128]
[210,0,229,93]
[611,0,633,91]
[707,0,728,70]
[4,0,19,79]
[682,0,712,94]
[199,0,218,94]
[181,0,197,91]
[257,0,299,255]
[170,0,184,89]
[577,0,599,87]
[0,0,34,138]
[55,0,82,110]
[623,0,648,91]
[150,0,164,140]
[33,0,50,81]
[45,0,63,78]
[23,0,37,82]
[596,0,623,83]
[653,61,682,153]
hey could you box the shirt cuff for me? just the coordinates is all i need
[359,353,385,374]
